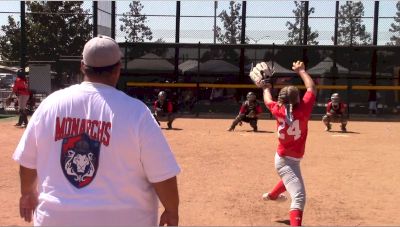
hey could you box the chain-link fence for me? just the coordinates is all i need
[1,1,400,116]
[117,42,400,115]
[1,1,399,60]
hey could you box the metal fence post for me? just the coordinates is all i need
[332,1,339,87]
[302,1,309,45]
[239,1,247,84]
[196,42,201,117]
[347,48,353,118]
[370,1,379,86]
[20,1,26,71]
[368,1,380,114]
[174,1,181,81]
[93,1,98,37]
[124,42,128,70]
[111,1,116,39]
[302,1,309,67]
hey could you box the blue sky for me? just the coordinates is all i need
[0,1,398,45]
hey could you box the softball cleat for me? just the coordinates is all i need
[262,193,287,202]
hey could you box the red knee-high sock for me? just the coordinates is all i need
[290,209,303,226]
[268,180,286,199]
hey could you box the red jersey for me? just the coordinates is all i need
[239,101,263,115]
[12,77,30,96]
[154,100,173,113]
[267,91,316,159]
[326,101,346,115]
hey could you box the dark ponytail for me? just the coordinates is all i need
[278,86,299,125]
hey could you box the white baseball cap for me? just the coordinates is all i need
[82,35,122,67]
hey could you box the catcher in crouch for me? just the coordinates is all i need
[153,91,175,129]
[322,93,348,132]
[227,91,263,132]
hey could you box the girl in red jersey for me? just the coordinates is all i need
[252,61,316,226]
[9,69,30,127]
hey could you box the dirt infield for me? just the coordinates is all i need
[1,116,400,226]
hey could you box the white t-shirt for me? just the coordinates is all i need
[13,82,181,226]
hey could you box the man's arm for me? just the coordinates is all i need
[19,165,38,223]
[152,176,179,226]
[292,61,316,94]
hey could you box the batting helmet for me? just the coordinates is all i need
[246,92,256,101]
[331,93,340,103]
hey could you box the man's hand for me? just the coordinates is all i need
[292,60,305,73]
[159,210,179,226]
[19,192,38,223]
[153,177,179,226]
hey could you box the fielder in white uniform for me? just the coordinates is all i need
[13,35,181,226]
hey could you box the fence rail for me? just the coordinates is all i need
[126,82,400,90]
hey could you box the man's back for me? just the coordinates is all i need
[14,82,180,226]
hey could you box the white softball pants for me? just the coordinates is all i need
[274,152,306,210]
[18,94,29,110]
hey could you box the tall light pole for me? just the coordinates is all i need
[247,35,270,44]
[247,35,270,61]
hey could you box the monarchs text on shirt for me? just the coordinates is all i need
[55,117,111,146]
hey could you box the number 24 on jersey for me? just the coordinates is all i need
[277,118,301,140]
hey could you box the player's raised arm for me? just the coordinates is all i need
[262,87,273,106]
[248,62,274,105]
[292,61,316,94]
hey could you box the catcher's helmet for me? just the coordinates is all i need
[331,93,340,103]
[158,91,167,101]
[246,92,256,101]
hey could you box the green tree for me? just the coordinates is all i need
[285,1,319,45]
[388,2,400,45]
[215,1,247,44]
[0,16,21,62]
[120,1,153,42]
[334,1,371,45]
[0,1,91,62]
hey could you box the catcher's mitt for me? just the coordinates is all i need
[246,110,256,118]
[249,62,275,89]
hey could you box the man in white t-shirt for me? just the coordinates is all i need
[13,35,181,226]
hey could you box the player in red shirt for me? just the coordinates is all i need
[252,60,316,226]
[9,69,30,127]
[322,93,347,132]
[153,91,175,129]
[227,91,263,132]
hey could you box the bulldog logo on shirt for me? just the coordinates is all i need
[60,133,100,188]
